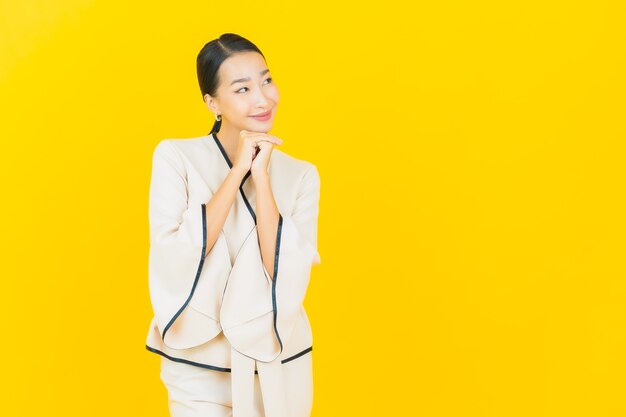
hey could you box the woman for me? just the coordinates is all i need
[145,33,322,417]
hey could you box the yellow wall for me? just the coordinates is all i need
[1,1,625,415]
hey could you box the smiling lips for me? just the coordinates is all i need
[250,109,272,120]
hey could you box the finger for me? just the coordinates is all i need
[266,134,283,145]
[257,141,273,149]
[255,135,282,145]
[244,131,282,145]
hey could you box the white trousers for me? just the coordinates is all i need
[159,352,314,417]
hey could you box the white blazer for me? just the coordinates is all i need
[145,133,321,416]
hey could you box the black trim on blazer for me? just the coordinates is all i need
[211,132,234,169]
[271,214,284,350]
[149,134,309,375]
[161,202,208,343]
[145,344,313,372]
[211,132,257,223]
[209,132,287,360]
[281,345,312,364]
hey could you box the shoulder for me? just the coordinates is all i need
[272,148,319,180]
[151,136,215,174]
[271,149,321,196]
[153,135,209,158]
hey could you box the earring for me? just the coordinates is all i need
[216,114,222,122]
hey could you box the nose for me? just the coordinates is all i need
[253,88,271,108]
[255,96,269,110]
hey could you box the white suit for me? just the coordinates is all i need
[145,133,321,417]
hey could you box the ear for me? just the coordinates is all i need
[203,93,218,113]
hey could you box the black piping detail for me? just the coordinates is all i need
[161,203,208,342]
[271,214,284,353]
[281,346,312,364]
[238,171,257,224]
[145,344,313,372]
[209,132,286,362]
[210,132,234,169]
[146,344,232,372]
[210,132,257,224]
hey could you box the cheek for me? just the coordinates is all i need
[267,85,280,102]
[233,100,250,115]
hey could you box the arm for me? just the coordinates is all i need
[148,139,247,349]
[204,165,248,257]
[255,173,280,279]
[219,164,322,360]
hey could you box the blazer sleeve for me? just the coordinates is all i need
[281,164,322,267]
[219,164,321,361]
[147,140,228,350]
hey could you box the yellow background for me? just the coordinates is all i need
[1,1,625,416]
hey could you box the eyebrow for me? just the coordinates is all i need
[230,68,271,86]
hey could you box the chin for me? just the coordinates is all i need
[247,122,274,133]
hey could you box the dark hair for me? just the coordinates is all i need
[197,33,266,134]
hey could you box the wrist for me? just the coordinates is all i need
[231,165,249,180]
[251,167,269,178]
[251,169,270,184]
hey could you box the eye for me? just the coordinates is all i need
[235,78,272,94]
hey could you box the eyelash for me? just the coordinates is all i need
[236,77,273,93]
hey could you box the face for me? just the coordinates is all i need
[204,51,279,133]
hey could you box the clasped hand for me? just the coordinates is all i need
[232,130,283,180]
